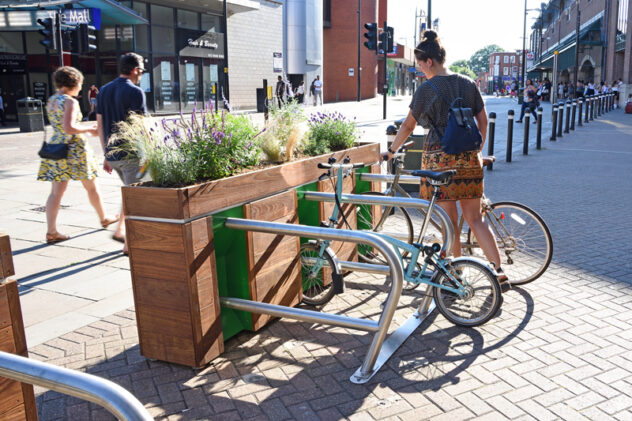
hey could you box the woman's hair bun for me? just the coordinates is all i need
[422,30,438,42]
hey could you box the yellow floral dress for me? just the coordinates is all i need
[37,93,98,182]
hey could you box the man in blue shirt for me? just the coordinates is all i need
[97,53,147,254]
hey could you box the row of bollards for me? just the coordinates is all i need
[487,93,616,170]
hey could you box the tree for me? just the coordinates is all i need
[449,64,476,80]
[451,59,470,69]
[468,44,504,75]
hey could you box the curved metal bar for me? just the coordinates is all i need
[360,172,422,185]
[302,191,455,255]
[0,351,153,421]
[223,218,403,380]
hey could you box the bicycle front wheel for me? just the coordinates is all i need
[300,243,336,306]
[466,202,553,286]
[355,191,414,265]
[433,258,502,327]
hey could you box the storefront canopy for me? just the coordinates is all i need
[0,0,147,31]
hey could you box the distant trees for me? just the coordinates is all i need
[468,44,505,75]
[449,61,477,79]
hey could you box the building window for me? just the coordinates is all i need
[618,0,629,35]
[178,9,199,30]
[510,56,515,63]
[323,0,331,28]
[201,14,222,33]
[495,55,500,64]
[503,67,509,76]
[504,56,509,63]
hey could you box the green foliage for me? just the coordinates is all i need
[303,111,357,156]
[107,106,263,187]
[468,44,504,75]
[451,59,470,69]
[259,100,306,162]
[449,64,477,80]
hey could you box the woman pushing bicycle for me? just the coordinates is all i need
[381,30,509,292]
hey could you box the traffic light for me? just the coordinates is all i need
[363,22,377,51]
[378,31,387,53]
[78,24,97,53]
[385,26,394,53]
[37,17,57,50]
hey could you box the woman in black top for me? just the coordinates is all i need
[382,30,508,287]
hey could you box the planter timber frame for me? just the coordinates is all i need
[123,143,381,367]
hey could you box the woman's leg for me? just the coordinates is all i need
[459,198,501,267]
[437,200,461,258]
[81,178,107,222]
[46,181,69,234]
[517,102,527,121]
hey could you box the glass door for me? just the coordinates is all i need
[179,57,200,112]
[202,59,221,110]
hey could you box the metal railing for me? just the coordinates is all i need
[0,351,153,421]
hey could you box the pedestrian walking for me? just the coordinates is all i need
[576,80,585,98]
[0,92,6,126]
[380,30,509,290]
[612,81,619,107]
[313,75,323,106]
[275,75,285,107]
[296,81,305,104]
[586,81,595,96]
[38,66,118,244]
[88,85,98,118]
[517,79,538,124]
[558,82,565,99]
[96,53,147,254]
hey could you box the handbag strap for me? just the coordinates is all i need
[424,77,465,135]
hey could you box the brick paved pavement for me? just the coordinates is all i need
[28,109,632,420]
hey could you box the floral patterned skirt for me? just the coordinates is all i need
[419,147,483,201]
[37,138,99,182]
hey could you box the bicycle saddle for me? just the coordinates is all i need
[410,169,456,184]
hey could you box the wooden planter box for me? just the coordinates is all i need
[0,235,38,421]
[123,143,380,367]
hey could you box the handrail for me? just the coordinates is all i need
[0,351,153,421]
[223,218,403,382]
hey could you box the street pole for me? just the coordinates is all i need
[427,0,432,29]
[552,51,558,105]
[573,1,580,98]
[357,0,361,102]
[520,0,527,101]
[383,21,387,120]
[56,12,63,66]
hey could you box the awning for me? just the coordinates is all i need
[0,0,147,31]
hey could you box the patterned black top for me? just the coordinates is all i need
[409,74,484,149]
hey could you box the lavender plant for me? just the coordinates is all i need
[107,102,263,187]
[303,111,357,156]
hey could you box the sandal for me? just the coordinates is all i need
[46,232,70,244]
[491,263,511,293]
[101,215,120,229]
[112,234,125,243]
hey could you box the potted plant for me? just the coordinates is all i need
[117,103,380,367]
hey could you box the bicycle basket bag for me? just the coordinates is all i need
[426,79,482,155]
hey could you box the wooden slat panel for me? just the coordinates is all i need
[0,378,23,419]
[0,403,29,421]
[0,325,16,353]
[244,191,301,330]
[184,217,223,366]
[133,276,191,312]
[123,144,379,219]
[0,286,10,332]
[136,304,193,341]
[136,331,196,367]
[126,220,184,253]
[129,249,187,281]
[0,234,14,279]
[6,280,28,356]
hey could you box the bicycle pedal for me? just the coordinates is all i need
[319,220,330,228]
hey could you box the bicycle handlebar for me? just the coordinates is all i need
[399,140,414,151]
[318,162,364,170]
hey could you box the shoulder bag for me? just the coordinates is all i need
[38,123,69,160]
[425,78,482,155]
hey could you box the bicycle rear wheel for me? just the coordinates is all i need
[433,258,502,327]
[300,242,336,306]
[466,201,553,286]
[355,191,414,265]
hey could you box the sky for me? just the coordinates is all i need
[388,0,544,66]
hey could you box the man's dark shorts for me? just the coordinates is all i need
[107,159,141,185]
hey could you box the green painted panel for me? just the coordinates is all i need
[213,207,253,339]
[296,182,320,233]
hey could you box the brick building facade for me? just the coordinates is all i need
[488,52,522,92]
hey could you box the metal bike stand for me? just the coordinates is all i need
[360,172,426,186]
[302,191,455,255]
[223,218,424,384]
[0,351,153,421]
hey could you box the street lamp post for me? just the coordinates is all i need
[357,0,361,102]
[573,0,581,98]
[521,0,527,103]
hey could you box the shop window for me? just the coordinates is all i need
[152,57,178,113]
[0,32,23,53]
[151,4,174,26]
[178,10,199,30]
[323,0,331,27]
[201,14,222,33]
[25,32,45,54]
[132,1,148,19]
[135,25,149,51]
[98,26,117,53]
[152,26,175,53]
[118,26,134,52]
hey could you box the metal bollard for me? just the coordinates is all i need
[577,99,583,127]
[557,102,564,138]
[585,96,590,122]
[570,100,576,130]
[506,110,514,163]
[564,100,571,133]
[597,95,602,116]
[487,112,496,171]
[536,107,543,150]
[523,113,530,155]
[591,95,595,120]
[550,104,558,141]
